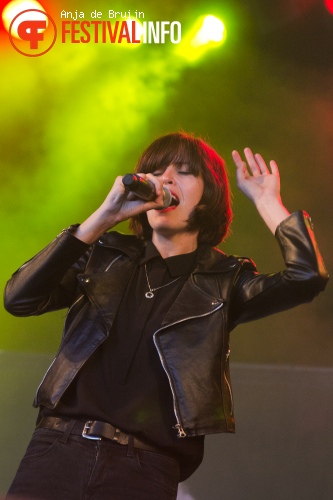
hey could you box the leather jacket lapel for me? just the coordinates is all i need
[77,259,135,331]
[161,275,224,328]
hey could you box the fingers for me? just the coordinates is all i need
[231,150,244,168]
[244,148,269,176]
[126,172,164,208]
[145,173,163,197]
[232,151,247,190]
[269,160,280,178]
[233,148,279,177]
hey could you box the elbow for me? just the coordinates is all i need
[4,298,43,317]
[314,268,329,294]
[4,291,29,317]
[311,255,329,295]
[3,283,40,317]
[299,267,329,302]
[283,264,329,305]
[4,283,18,316]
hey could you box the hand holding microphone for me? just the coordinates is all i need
[122,174,179,209]
[72,173,179,245]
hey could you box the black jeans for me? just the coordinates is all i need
[7,428,179,499]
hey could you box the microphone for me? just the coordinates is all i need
[122,174,179,209]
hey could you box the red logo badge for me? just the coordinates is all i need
[9,9,57,56]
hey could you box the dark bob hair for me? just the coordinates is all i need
[130,132,233,246]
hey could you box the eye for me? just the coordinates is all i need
[177,163,193,175]
[178,165,192,175]
[152,169,163,177]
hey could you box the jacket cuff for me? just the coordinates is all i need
[274,210,312,237]
[275,210,329,291]
[59,224,91,252]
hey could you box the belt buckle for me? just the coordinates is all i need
[82,421,101,441]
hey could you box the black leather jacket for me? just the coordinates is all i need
[4,211,328,438]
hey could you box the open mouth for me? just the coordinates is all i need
[169,191,180,207]
[155,189,179,211]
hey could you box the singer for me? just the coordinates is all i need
[4,132,328,499]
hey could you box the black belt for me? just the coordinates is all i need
[37,417,161,454]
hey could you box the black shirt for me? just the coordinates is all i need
[41,241,205,481]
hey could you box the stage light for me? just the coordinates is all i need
[2,0,48,40]
[325,0,333,14]
[191,15,226,47]
[176,14,226,62]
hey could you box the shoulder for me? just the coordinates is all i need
[93,231,145,260]
[97,231,142,247]
[196,245,257,273]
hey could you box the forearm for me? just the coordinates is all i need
[4,227,89,316]
[73,206,120,245]
[254,196,291,234]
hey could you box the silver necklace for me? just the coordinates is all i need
[144,264,181,299]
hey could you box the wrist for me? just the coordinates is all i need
[255,197,290,234]
[254,194,283,212]
[73,208,119,244]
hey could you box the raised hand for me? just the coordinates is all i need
[232,148,290,234]
[232,148,282,206]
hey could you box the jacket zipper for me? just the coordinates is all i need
[153,333,187,438]
[104,254,122,272]
[224,349,233,415]
[153,303,223,438]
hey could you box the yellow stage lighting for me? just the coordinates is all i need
[121,18,144,48]
[192,15,225,47]
[176,14,226,62]
[2,0,48,40]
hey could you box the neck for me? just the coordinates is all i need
[152,231,199,258]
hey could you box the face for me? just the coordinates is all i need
[146,163,204,239]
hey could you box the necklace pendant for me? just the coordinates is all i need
[145,291,154,299]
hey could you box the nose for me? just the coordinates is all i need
[162,165,175,185]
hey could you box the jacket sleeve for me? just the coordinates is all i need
[230,210,329,326]
[4,226,91,317]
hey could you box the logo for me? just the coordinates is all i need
[9,9,57,56]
